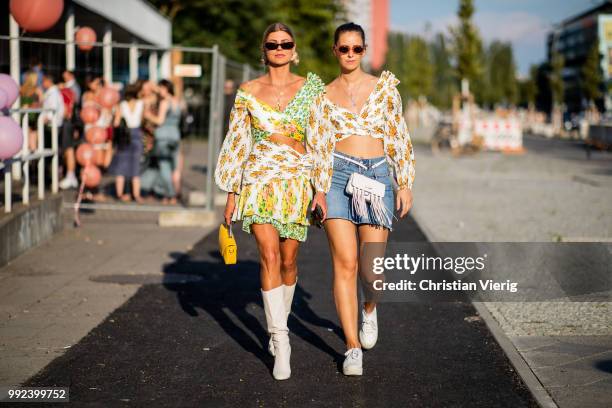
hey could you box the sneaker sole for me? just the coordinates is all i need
[359,332,378,350]
[343,366,363,376]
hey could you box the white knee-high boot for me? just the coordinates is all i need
[262,285,291,380]
[268,279,297,356]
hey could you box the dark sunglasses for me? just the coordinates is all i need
[336,45,365,55]
[264,41,295,51]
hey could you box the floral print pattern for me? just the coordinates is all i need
[306,70,415,193]
[214,72,325,242]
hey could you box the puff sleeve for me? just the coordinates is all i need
[214,94,252,194]
[384,86,415,190]
[306,94,335,194]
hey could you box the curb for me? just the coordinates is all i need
[409,208,559,408]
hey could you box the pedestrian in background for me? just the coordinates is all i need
[20,71,42,152]
[141,79,181,204]
[109,83,144,202]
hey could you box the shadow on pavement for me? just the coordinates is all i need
[161,244,343,374]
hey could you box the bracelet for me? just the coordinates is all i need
[396,184,409,192]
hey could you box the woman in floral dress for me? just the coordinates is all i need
[214,22,324,381]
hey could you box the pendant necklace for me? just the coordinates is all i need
[342,76,364,111]
[264,76,292,111]
[273,83,285,111]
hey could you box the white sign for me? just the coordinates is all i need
[173,64,202,78]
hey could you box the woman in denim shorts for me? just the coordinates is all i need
[307,23,415,376]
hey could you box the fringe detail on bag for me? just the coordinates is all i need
[371,195,392,226]
[351,187,369,219]
[350,187,392,226]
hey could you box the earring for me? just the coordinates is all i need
[291,51,300,66]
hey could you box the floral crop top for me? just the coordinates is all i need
[306,70,415,193]
[215,72,325,193]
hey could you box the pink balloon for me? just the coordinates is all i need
[80,106,100,124]
[9,0,64,33]
[76,27,96,52]
[0,74,19,108]
[85,126,106,145]
[80,165,101,188]
[97,87,118,109]
[76,143,95,166]
[0,117,24,160]
[0,89,7,110]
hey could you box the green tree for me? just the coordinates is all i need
[549,50,565,107]
[518,64,538,108]
[484,41,517,106]
[404,36,433,100]
[450,0,484,98]
[150,0,342,82]
[430,33,457,109]
[385,32,409,98]
[582,40,603,105]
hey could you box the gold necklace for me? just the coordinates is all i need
[262,76,296,111]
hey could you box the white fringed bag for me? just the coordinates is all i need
[345,172,392,226]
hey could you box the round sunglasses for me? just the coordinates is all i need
[264,41,295,51]
[336,45,365,55]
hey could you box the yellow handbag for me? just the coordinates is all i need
[218,223,237,264]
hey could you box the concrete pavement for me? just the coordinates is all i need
[410,134,612,408]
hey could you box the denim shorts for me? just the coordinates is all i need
[326,151,395,230]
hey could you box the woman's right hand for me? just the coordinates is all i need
[310,191,327,221]
[224,193,236,225]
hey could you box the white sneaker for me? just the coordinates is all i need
[343,347,363,376]
[359,307,378,350]
[59,173,78,190]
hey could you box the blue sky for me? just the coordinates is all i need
[390,0,596,76]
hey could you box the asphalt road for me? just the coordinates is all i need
[23,215,538,407]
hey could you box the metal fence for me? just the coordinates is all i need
[1,109,59,213]
[0,33,261,212]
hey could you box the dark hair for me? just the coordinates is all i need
[84,75,104,90]
[124,83,139,101]
[334,22,366,45]
[43,73,55,83]
[261,22,296,65]
[158,79,174,96]
[30,56,41,67]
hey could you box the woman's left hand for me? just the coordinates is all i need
[395,188,413,219]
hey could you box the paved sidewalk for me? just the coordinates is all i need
[0,209,212,387]
[19,214,538,406]
[0,139,218,388]
[410,134,612,408]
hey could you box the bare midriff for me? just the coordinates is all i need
[335,134,384,158]
[269,133,306,154]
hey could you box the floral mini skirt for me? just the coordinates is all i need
[232,139,313,242]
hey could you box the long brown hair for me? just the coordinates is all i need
[261,22,298,65]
